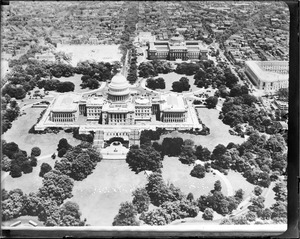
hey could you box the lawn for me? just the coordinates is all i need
[2,216,44,227]
[56,44,122,67]
[225,170,256,199]
[1,156,55,194]
[2,107,81,156]
[162,156,227,199]
[153,72,200,92]
[159,108,245,151]
[2,106,81,194]
[58,74,91,93]
[70,160,148,226]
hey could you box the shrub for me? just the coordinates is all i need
[58,148,67,158]
[10,164,22,178]
[29,157,38,167]
[190,164,206,179]
[39,163,52,177]
[31,147,41,157]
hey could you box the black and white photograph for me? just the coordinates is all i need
[1,1,297,237]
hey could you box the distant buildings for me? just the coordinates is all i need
[148,33,208,61]
[245,61,288,92]
[34,52,56,62]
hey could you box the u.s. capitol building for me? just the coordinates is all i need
[35,72,202,149]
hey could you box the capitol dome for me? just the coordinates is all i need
[108,72,130,102]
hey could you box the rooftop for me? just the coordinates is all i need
[51,93,81,112]
[245,61,289,83]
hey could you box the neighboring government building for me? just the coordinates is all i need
[245,61,289,92]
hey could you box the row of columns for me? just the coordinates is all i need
[108,113,127,124]
[52,112,74,122]
[163,112,186,123]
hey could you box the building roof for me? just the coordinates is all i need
[135,97,150,105]
[245,61,289,83]
[51,93,81,112]
[160,93,186,112]
[108,73,129,90]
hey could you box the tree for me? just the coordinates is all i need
[161,137,184,156]
[254,186,263,196]
[178,147,197,165]
[211,144,227,161]
[172,81,184,92]
[3,142,19,159]
[245,211,256,222]
[21,192,43,216]
[232,216,249,225]
[39,163,52,177]
[248,196,265,213]
[190,164,206,179]
[126,146,163,174]
[2,155,12,172]
[276,88,288,101]
[70,152,95,181]
[187,192,194,202]
[38,170,74,205]
[206,96,218,109]
[224,71,239,89]
[21,160,33,174]
[31,147,41,157]
[10,164,22,178]
[140,208,169,225]
[57,138,71,151]
[29,157,38,167]
[145,172,180,207]
[195,146,211,161]
[260,208,272,220]
[214,180,222,192]
[179,77,190,91]
[112,202,139,226]
[234,189,245,203]
[132,188,150,214]
[202,208,214,220]
[58,148,67,158]
[2,189,25,221]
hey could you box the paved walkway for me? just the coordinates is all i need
[195,160,234,196]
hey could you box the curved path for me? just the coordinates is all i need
[195,160,234,196]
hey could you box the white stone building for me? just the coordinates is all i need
[245,61,289,92]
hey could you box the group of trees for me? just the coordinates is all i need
[113,172,199,226]
[172,77,190,92]
[54,139,102,181]
[219,85,288,139]
[78,61,121,89]
[2,140,40,178]
[72,128,94,143]
[208,131,286,187]
[1,94,20,133]
[37,79,75,92]
[3,54,122,99]
[198,181,245,217]
[127,48,138,84]
[194,66,238,90]
[138,60,173,78]
[126,145,163,174]
[2,178,86,226]
[146,77,165,90]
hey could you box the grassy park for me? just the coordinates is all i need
[1,91,276,226]
[159,108,245,151]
